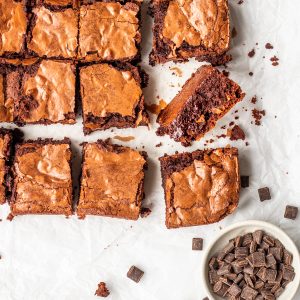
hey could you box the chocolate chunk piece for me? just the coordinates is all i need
[283,249,293,265]
[235,235,243,247]
[241,176,249,188]
[265,269,277,282]
[266,254,277,268]
[251,252,266,268]
[192,238,203,250]
[209,257,218,270]
[263,235,275,247]
[242,233,253,246]
[227,283,241,297]
[282,265,295,281]
[253,230,263,244]
[268,247,282,262]
[241,285,258,300]
[95,282,110,297]
[235,247,249,259]
[284,205,298,220]
[224,253,235,264]
[213,281,229,297]
[209,270,220,285]
[257,267,267,282]
[258,187,271,202]
[127,266,144,283]
[223,241,235,254]
[217,264,232,276]
[234,273,244,284]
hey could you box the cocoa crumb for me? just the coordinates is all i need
[221,125,226,129]
[249,72,253,76]
[248,49,255,58]
[235,116,239,120]
[265,43,274,49]
[216,134,226,139]
[6,213,14,221]
[155,142,162,147]
[140,207,152,218]
[251,96,257,104]
[270,55,279,66]
[252,109,266,125]
[228,125,246,141]
[95,282,110,297]
[229,121,235,126]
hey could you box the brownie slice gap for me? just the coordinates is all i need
[80,63,149,134]
[156,65,245,146]
[77,139,147,220]
[78,1,142,63]
[159,147,240,228]
[149,0,231,65]
[10,138,73,216]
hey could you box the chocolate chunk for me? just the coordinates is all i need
[244,273,255,288]
[95,282,110,297]
[217,264,232,276]
[223,241,235,254]
[253,230,263,244]
[284,205,298,220]
[261,290,275,299]
[225,273,238,281]
[255,280,265,290]
[213,281,229,297]
[274,287,284,297]
[241,285,258,300]
[258,187,271,202]
[268,247,282,262]
[263,235,275,247]
[282,265,295,281]
[227,283,241,297]
[209,257,218,270]
[244,266,255,275]
[234,273,244,284]
[249,241,257,254]
[257,267,267,282]
[127,266,144,283]
[283,249,293,265]
[265,269,277,282]
[241,176,249,188]
[235,235,243,247]
[217,251,226,261]
[235,247,249,258]
[242,233,253,246]
[251,252,266,268]
[232,261,244,274]
[224,253,235,264]
[266,254,276,268]
[209,270,219,285]
[192,238,203,250]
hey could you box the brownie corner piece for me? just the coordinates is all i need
[78,1,142,62]
[10,138,73,216]
[157,65,245,146]
[80,63,149,134]
[77,139,147,220]
[149,0,230,65]
[159,147,240,228]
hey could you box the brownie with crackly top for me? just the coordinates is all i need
[149,0,231,65]
[159,147,240,228]
[157,65,245,146]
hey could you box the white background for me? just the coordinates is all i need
[1,0,300,299]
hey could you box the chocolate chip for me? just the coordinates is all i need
[127,266,144,283]
[217,264,232,276]
[227,283,241,297]
[282,265,295,281]
[265,269,277,282]
[241,285,258,300]
[209,257,218,270]
[235,247,249,259]
[253,230,263,244]
[209,270,219,285]
[241,176,249,188]
[242,233,253,246]
[258,187,271,201]
[251,252,266,268]
[235,235,243,247]
[257,267,267,282]
[224,253,235,264]
[283,249,293,265]
[263,235,275,247]
[266,254,277,268]
[223,241,235,254]
[284,205,298,220]
[268,247,282,262]
[192,238,203,250]
[234,273,244,284]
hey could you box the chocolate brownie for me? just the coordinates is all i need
[149,0,231,65]
[159,147,240,228]
[27,5,78,59]
[10,138,73,216]
[80,63,149,134]
[1,59,76,125]
[0,128,13,204]
[0,0,28,58]
[78,1,142,62]
[77,140,147,220]
[157,65,245,146]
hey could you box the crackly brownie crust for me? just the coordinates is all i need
[157,65,245,146]
[80,62,149,134]
[10,138,73,216]
[77,139,147,220]
[160,147,240,228]
[149,0,231,65]
[78,1,142,63]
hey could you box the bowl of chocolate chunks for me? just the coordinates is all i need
[201,220,300,300]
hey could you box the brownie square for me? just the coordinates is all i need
[157,65,245,146]
[80,63,149,134]
[159,147,240,228]
[149,0,231,65]
[27,5,78,59]
[78,1,141,62]
[3,59,76,125]
[77,140,147,220]
[0,0,28,58]
[0,128,13,204]
[10,138,73,216]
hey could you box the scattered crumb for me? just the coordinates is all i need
[248,49,255,58]
[155,142,162,147]
[95,282,110,298]
[234,110,238,113]
[249,72,253,76]
[221,125,226,129]
[265,43,274,49]
[216,134,226,139]
[169,66,183,77]
[229,121,235,126]
[245,142,249,146]
[270,55,279,66]
[252,109,266,125]
[222,70,230,77]
[156,95,160,99]
[231,27,237,38]
[228,125,246,141]
[238,0,243,4]
[235,116,239,120]
[113,135,135,142]
[6,213,14,221]
[145,99,167,115]
[251,96,257,104]
[140,207,152,218]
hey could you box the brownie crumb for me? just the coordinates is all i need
[228,125,245,141]
[252,109,266,126]
[145,99,167,115]
[6,213,14,221]
[216,134,226,139]
[221,125,226,130]
[234,116,239,120]
[95,282,110,297]
[238,0,244,4]
[169,66,183,77]
[232,27,237,39]
[113,136,135,142]
[155,142,162,147]
[249,72,253,76]
[265,43,274,49]
[140,207,152,218]
[270,55,279,66]
[248,49,255,58]
[229,121,235,126]
[251,96,257,104]
[222,70,230,77]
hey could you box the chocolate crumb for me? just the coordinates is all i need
[127,266,144,283]
[252,109,265,126]
[229,121,235,126]
[270,55,279,66]
[251,96,257,104]
[6,213,14,221]
[238,0,244,4]
[248,49,255,58]
[222,70,230,77]
[249,72,253,76]
[229,125,245,141]
[140,207,152,218]
[265,43,274,49]
[95,282,110,297]
[155,142,162,147]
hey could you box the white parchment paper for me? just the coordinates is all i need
[1,0,300,299]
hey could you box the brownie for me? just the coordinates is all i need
[0,128,13,204]
[0,0,28,58]
[1,59,76,125]
[27,5,78,59]
[32,0,78,8]
[157,65,245,146]
[80,63,149,134]
[149,0,231,65]
[77,140,147,220]
[10,138,73,216]
[78,1,142,62]
[159,147,240,228]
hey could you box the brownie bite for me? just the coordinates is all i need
[159,147,240,228]
[149,0,231,65]
[10,138,73,216]
[77,140,147,220]
[78,1,141,62]
[157,65,245,146]
[0,129,13,204]
[5,59,76,125]
[80,63,148,134]
[27,5,78,59]
[0,0,28,58]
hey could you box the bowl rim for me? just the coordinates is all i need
[201,220,300,300]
